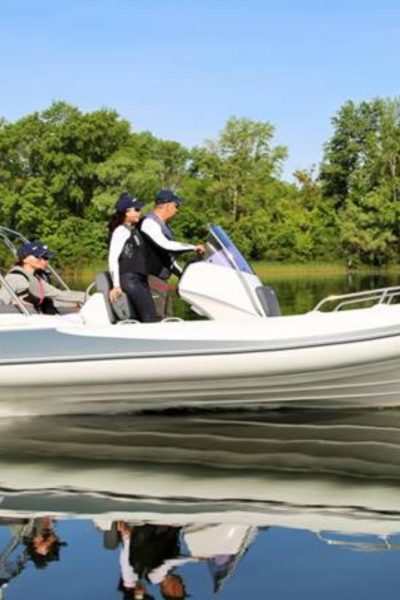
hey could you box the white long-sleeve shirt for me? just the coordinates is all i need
[108,225,131,287]
[109,219,195,287]
[140,217,195,253]
[119,537,197,588]
[147,557,198,584]
[119,537,139,588]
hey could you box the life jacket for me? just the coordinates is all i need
[139,213,175,280]
[9,267,58,315]
[118,227,148,277]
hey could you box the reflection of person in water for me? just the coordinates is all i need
[0,516,65,598]
[159,573,188,600]
[118,579,154,600]
[23,516,66,569]
[117,522,155,600]
[116,521,195,600]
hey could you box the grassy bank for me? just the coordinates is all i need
[252,261,400,280]
[62,259,400,286]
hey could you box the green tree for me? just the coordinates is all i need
[191,117,287,222]
[0,102,133,263]
[320,97,400,264]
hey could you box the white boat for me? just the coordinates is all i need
[1,225,400,415]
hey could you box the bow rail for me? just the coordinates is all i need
[313,286,400,312]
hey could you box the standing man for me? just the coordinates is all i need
[140,189,205,318]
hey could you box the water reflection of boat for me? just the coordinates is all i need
[2,225,400,413]
[0,410,400,597]
[0,409,400,538]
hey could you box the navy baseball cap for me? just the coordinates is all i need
[17,241,54,260]
[155,189,185,205]
[115,193,145,213]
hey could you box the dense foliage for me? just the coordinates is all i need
[320,98,400,265]
[0,98,399,268]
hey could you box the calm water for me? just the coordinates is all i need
[2,273,400,599]
[264,270,400,314]
[1,410,400,599]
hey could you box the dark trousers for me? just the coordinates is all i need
[120,272,157,323]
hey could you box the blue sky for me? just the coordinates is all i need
[1,0,400,179]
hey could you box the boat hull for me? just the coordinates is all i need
[1,332,400,415]
[2,306,400,414]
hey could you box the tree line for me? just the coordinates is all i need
[0,98,399,269]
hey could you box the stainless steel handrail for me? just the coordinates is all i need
[313,286,400,312]
[316,531,399,552]
[0,271,30,316]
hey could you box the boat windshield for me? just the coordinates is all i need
[204,225,255,275]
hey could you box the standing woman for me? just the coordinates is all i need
[108,194,157,323]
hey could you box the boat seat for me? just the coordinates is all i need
[95,271,136,324]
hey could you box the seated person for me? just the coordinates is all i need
[0,241,85,314]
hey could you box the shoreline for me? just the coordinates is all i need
[62,261,400,289]
[252,261,400,279]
